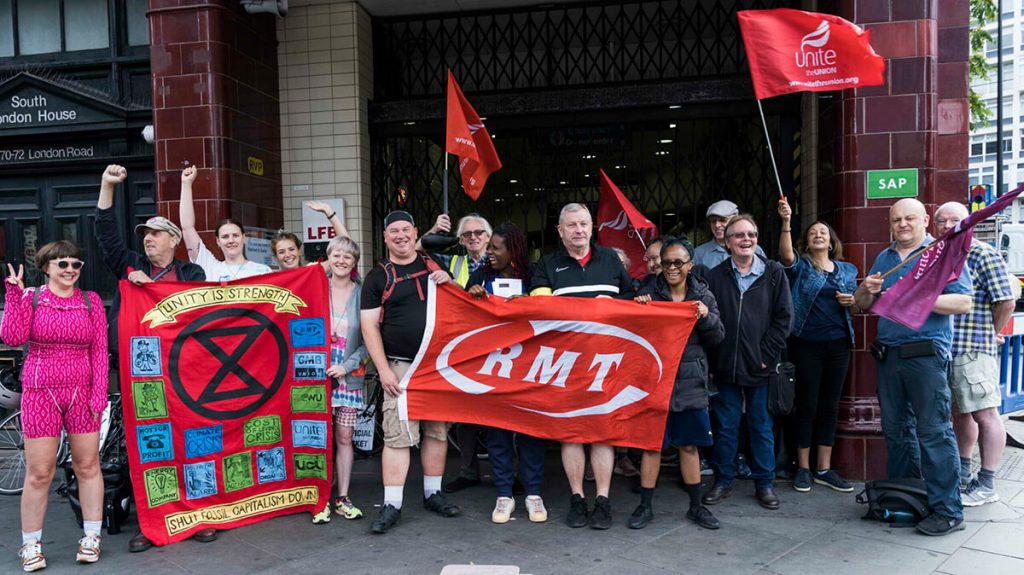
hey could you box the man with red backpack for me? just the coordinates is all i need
[360,210,459,534]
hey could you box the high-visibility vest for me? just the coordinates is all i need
[449,255,471,287]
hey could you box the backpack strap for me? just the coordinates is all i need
[880,490,931,520]
[376,252,442,324]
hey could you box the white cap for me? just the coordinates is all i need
[706,200,739,218]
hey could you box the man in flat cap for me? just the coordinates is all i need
[693,200,766,270]
[95,164,206,552]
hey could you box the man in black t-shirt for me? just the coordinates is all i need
[360,210,459,534]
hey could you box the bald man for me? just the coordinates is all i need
[855,198,972,537]
[934,202,1014,508]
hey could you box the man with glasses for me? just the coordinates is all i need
[693,201,765,271]
[94,164,206,552]
[530,203,635,529]
[854,198,972,536]
[420,213,494,493]
[934,202,1013,509]
[703,215,792,511]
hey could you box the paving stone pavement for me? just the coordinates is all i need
[1,446,1023,574]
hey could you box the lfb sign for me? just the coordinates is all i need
[301,199,344,243]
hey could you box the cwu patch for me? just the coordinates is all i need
[289,318,326,348]
[256,446,286,484]
[137,422,174,463]
[183,460,218,500]
[184,425,224,459]
[291,420,327,449]
[130,336,162,377]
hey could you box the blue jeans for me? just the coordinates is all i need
[710,382,775,488]
[876,350,963,519]
[487,428,545,498]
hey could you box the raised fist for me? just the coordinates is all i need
[102,165,127,185]
[181,165,198,184]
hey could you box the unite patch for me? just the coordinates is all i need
[291,419,327,449]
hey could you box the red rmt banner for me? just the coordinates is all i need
[399,283,698,450]
[737,8,886,100]
[118,266,332,545]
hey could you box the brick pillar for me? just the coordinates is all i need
[822,0,969,480]
[148,0,282,255]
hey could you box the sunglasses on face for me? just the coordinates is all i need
[54,260,84,270]
[460,229,488,239]
[727,231,759,239]
[662,259,691,269]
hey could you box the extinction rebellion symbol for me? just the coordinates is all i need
[169,308,288,420]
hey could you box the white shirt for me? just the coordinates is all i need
[194,242,272,282]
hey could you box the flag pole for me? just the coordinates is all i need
[756,99,786,199]
[442,154,449,214]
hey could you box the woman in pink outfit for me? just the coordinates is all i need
[2,241,108,571]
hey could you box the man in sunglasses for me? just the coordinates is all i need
[95,164,206,552]
[703,215,792,511]
[421,213,493,289]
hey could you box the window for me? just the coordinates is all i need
[126,0,148,46]
[64,0,109,52]
[0,0,137,58]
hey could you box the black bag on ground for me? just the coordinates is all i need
[768,360,796,416]
[856,478,933,526]
[65,461,133,534]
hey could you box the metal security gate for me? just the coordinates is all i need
[369,0,801,259]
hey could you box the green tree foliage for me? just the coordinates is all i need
[971,0,998,127]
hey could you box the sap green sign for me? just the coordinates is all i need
[867,169,918,199]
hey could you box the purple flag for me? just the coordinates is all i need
[873,183,1024,329]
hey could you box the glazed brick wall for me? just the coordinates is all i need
[818,0,969,480]
[149,0,282,254]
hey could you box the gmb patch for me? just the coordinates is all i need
[292,352,326,380]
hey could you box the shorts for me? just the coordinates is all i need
[663,408,713,449]
[950,352,1002,413]
[381,359,449,449]
[334,406,359,428]
[21,386,101,439]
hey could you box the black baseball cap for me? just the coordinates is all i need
[384,210,415,228]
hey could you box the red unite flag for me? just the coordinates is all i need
[596,169,658,279]
[737,8,886,100]
[446,70,502,200]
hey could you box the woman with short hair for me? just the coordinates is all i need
[2,241,108,571]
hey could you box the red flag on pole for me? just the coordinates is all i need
[873,183,1024,329]
[737,8,886,100]
[446,70,502,200]
[596,169,658,279]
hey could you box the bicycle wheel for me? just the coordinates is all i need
[0,410,26,495]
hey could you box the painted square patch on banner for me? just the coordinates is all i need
[290,385,327,413]
[289,318,326,348]
[293,453,327,480]
[132,380,168,420]
[292,352,327,380]
[256,447,286,484]
[131,336,162,377]
[137,422,174,463]
[292,420,327,449]
[244,415,282,447]
[143,466,180,508]
[222,452,254,493]
[184,425,224,459]
[184,461,218,500]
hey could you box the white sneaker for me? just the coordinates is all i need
[525,495,548,523]
[962,482,1000,507]
[19,540,46,572]
[491,497,515,524]
[76,532,101,563]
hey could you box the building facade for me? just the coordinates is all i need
[0,0,972,480]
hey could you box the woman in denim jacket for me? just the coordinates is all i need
[778,198,858,494]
